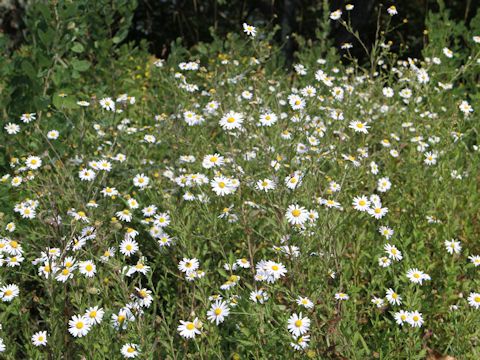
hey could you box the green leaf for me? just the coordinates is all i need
[35,3,52,22]
[38,28,55,48]
[112,29,128,44]
[61,3,79,17]
[33,95,50,111]
[37,52,51,68]
[71,42,85,53]
[21,60,37,79]
[52,93,79,110]
[71,59,90,72]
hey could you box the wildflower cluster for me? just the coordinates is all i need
[0,7,479,358]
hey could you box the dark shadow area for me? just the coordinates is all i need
[1,0,477,64]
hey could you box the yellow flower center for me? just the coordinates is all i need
[214,308,222,315]
[76,322,84,329]
[291,209,301,217]
[186,323,195,330]
[227,117,235,123]
[295,320,303,327]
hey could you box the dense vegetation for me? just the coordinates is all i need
[0,1,479,359]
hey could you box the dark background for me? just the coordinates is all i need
[1,0,478,62]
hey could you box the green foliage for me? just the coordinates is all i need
[423,0,480,93]
[2,0,138,116]
[0,0,147,175]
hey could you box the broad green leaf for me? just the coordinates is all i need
[21,60,37,79]
[71,42,85,53]
[71,59,91,72]
[52,93,79,110]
